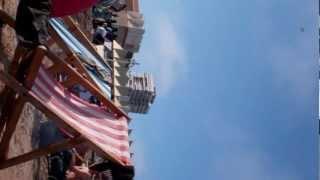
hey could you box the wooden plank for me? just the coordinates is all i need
[65,54,91,79]
[47,63,63,74]
[24,46,47,88]
[0,136,85,169]
[62,76,78,88]
[46,50,130,120]
[8,46,29,76]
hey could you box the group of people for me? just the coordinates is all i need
[48,147,114,180]
[92,17,118,45]
[91,1,128,46]
[40,120,123,180]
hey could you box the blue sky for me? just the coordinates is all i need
[130,0,318,179]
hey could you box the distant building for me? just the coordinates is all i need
[112,41,131,112]
[127,73,156,114]
[112,41,156,114]
[110,1,156,114]
[113,0,145,53]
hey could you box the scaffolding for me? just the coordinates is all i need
[128,73,156,114]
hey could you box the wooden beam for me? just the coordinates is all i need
[65,54,91,79]
[47,63,63,74]
[0,136,85,169]
[8,46,30,76]
[24,46,47,88]
[62,76,78,88]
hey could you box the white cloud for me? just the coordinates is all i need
[202,113,302,180]
[210,149,300,180]
[267,35,316,103]
[137,14,187,96]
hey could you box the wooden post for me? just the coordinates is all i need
[47,63,63,74]
[62,76,78,88]
[24,46,47,88]
[0,136,85,169]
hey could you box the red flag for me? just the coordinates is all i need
[51,0,99,17]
